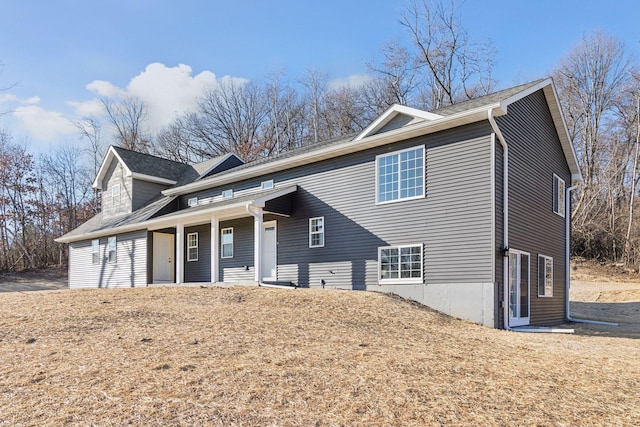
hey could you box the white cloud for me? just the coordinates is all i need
[86,63,248,130]
[86,80,125,98]
[67,99,104,117]
[12,104,77,141]
[328,73,373,90]
[0,94,41,105]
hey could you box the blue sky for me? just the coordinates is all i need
[0,0,638,153]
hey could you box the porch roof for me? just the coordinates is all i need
[55,185,297,243]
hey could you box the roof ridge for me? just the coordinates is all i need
[111,145,189,166]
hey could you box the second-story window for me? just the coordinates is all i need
[112,184,121,207]
[376,146,425,204]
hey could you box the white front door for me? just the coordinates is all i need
[508,250,530,327]
[262,221,277,281]
[153,232,175,283]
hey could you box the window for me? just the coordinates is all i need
[112,184,121,207]
[309,217,325,248]
[91,239,100,264]
[261,180,274,190]
[553,174,565,217]
[376,146,425,204]
[188,197,198,207]
[187,232,198,261]
[221,227,233,258]
[222,189,233,198]
[108,236,117,263]
[378,245,423,283]
[538,255,553,297]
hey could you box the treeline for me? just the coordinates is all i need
[1,0,499,272]
[0,1,639,272]
[552,32,640,265]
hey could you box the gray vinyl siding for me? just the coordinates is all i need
[218,217,254,281]
[132,179,168,211]
[496,89,571,325]
[69,230,147,288]
[101,160,132,219]
[188,121,494,290]
[184,224,211,282]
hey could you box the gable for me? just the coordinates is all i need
[354,104,443,141]
[93,146,185,190]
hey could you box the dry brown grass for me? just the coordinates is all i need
[1,286,639,426]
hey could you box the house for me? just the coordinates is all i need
[56,78,582,329]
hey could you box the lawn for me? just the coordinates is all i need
[0,285,638,426]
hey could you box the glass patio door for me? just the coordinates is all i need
[508,250,530,327]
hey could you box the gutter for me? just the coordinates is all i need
[564,185,618,327]
[488,108,511,330]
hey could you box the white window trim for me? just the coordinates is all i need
[375,145,425,205]
[107,236,117,263]
[378,244,423,284]
[187,232,198,262]
[91,239,100,264]
[222,189,233,198]
[309,217,325,248]
[538,254,554,297]
[112,184,121,207]
[221,227,234,258]
[553,174,565,218]
[188,197,198,207]
[261,179,274,190]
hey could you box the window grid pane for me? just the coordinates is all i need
[378,147,424,203]
[310,217,325,247]
[221,228,233,258]
[187,233,198,261]
[380,245,422,281]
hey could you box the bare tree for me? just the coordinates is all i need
[189,80,271,161]
[102,96,151,152]
[400,0,497,109]
[300,69,328,143]
[366,41,421,108]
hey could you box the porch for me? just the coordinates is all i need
[147,185,296,285]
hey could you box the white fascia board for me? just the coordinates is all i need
[163,106,497,197]
[543,83,583,183]
[56,187,298,243]
[91,145,131,190]
[499,78,582,183]
[354,104,444,141]
[500,78,553,112]
[92,146,132,190]
[130,172,177,186]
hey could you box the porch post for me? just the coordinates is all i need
[176,221,184,284]
[211,217,219,283]
[253,207,263,282]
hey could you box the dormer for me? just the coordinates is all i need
[354,104,443,141]
[93,146,187,219]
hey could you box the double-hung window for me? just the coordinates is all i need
[538,255,553,297]
[553,174,565,217]
[309,217,325,248]
[91,239,100,264]
[378,244,423,283]
[376,146,425,204]
[221,228,233,258]
[107,236,117,263]
[112,184,121,207]
[187,232,198,262]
